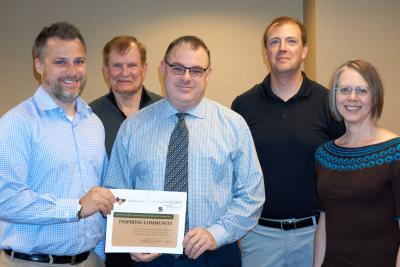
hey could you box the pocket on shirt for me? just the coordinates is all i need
[133,156,165,190]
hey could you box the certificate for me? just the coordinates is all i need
[105,189,187,254]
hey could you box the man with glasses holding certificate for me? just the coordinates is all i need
[104,35,264,267]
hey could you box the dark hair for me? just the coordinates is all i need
[263,16,307,48]
[103,35,146,66]
[330,59,384,122]
[33,21,86,60]
[163,35,210,66]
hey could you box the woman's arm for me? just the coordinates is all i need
[313,212,326,267]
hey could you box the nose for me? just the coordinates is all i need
[279,40,287,51]
[66,63,78,74]
[348,90,359,100]
[182,68,192,80]
[121,65,129,76]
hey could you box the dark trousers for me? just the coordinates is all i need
[106,253,132,267]
[133,242,241,267]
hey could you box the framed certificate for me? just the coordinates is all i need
[105,189,187,254]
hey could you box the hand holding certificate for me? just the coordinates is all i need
[105,189,187,254]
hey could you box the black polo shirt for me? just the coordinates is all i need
[232,73,344,219]
[90,87,162,157]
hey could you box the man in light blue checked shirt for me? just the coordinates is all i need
[104,35,265,267]
[0,22,115,266]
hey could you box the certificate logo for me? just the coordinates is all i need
[115,197,126,205]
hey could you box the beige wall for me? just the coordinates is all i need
[309,0,400,134]
[303,0,316,80]
[0,0,301,115]
[2,0,399,134]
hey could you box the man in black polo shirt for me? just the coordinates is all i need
[90,35,162,157]
[231,16,344,267]
[90,36,161,266]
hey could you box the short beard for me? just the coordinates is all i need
[55,83,85,103]
[50,77,86,103]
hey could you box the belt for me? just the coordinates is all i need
[258,215,318,231]
[5,249,90,265]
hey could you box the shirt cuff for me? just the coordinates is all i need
[207,224,229,248]
[56,198,81,222]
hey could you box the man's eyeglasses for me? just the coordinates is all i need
[165,61,209,77]
[336,86,370,96]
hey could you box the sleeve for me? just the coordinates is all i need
[314,149,325,212]
[94,216,107,261]
[391,158,400,220]
[102,121,134,190]
[0,112,81,224]
[207,118,265,246]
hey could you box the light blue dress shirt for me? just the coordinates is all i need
[0,86,107,258]
[104,98,265,247]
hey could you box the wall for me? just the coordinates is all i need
[303,0,316,80]
[311,0,400,133]
[2,1,398,134]
[0,0,302,115]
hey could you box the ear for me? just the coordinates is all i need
[263,46,270,61]
[160,60,167,76]
[263,46,268,56]
[205,67,213,82]
[302,44,308,60]
[142,62,148,79]
[102,64,109,82]
[34,58,44,75]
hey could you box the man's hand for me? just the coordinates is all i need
[79,186,115,218]
[130,253,161,262]
[183,227,217,259]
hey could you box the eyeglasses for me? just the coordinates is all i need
[336,86,370,96]
[165,61,209,77]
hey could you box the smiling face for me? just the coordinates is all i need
[265,22,307,75]
[335,67,373,126]
[161,43,212,112]
[103,43,147,96]
[35,37,87,105]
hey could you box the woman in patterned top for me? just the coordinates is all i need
[313,59,400,267]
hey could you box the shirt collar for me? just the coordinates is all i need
[262,71,312,100]
[33,86,92,116]
[139,86,152,109]
[106,90,126,118]
[160,98,207,119]
[106,86,152,119]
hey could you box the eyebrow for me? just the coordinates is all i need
[168,61,207,69]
